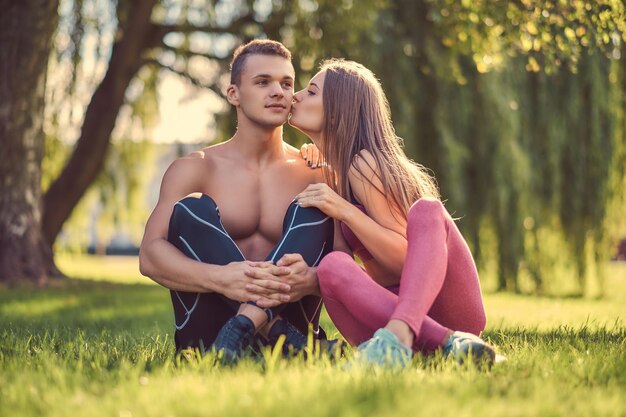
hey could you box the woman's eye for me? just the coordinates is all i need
[307,90,316,96]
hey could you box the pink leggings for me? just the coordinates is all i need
[317,198,487,352]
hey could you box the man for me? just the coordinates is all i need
[139,40,335,359]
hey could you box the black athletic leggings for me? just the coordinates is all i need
[167,194,334,352]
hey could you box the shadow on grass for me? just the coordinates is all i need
[2,278,624,364]
[0,278,173,335]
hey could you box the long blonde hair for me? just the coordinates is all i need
[319,59,439,217]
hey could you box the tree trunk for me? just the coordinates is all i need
[42,0,157,244]
[0,0,61,285]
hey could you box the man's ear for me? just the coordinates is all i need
[226,84,240,106]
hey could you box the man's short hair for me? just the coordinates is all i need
[230,39,292,85]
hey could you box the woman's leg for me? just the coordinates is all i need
[389,198,486,351]
[317,251,449,352]
[317,252,394,346]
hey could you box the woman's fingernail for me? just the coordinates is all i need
[311,164,317,168]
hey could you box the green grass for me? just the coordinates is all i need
[1,256,625,417]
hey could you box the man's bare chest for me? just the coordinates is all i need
[202,168,312,243]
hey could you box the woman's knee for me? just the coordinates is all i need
[407,198,447,230]
[317,251,357,294]
[408,197,443,219]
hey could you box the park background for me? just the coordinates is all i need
[1,0,625,416]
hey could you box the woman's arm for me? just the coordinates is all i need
[341,151,408,276]
[295,151,408,276]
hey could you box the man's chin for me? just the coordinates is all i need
[260,118,289,129]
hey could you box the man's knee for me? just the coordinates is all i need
[176,193,216,214]
[169,193,219,233]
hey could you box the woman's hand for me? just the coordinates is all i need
[300,143,324,169]
[295,183,352,221]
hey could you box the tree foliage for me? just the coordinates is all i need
[356,0,626,294]
[42,0,625,295]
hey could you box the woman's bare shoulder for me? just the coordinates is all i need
[350,149,380,177]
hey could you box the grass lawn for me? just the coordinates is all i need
[1,255,625,417]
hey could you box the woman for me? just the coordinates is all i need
[289,59,496,367]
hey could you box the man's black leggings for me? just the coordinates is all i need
[167,193,334,352]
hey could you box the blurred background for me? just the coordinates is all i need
[2,0,625,297]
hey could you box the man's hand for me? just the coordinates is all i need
[246,254,319,308]
[218,261,291,305]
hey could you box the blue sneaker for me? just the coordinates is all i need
[442,331,495,367]
[212,315,255,363]
[355,328,413,368]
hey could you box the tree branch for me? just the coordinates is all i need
[145,58,223,96]
[158,44,229,64]
[147,13,259,48]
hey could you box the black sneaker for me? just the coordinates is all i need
[268,319,345,358]
[268,319,307,354]
[212,315,255,363]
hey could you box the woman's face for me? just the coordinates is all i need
[289,70,326,144]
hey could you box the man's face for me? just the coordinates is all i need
[230,54,295,128]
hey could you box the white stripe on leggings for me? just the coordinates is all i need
[175,201,245,260]
[173,235,201,330]
[269,205,331,263]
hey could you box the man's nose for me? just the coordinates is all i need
[269,81,284,97]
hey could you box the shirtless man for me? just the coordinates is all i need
[139,40,335,359]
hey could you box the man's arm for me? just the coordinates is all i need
[139,157,290,303]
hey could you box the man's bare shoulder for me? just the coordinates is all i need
[166,150,208,175]
[150,143,240,207]
[282,143,324,181]
[160,144,225,190]
[166,142,230,172]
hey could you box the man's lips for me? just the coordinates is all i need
[266,103,287,109]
